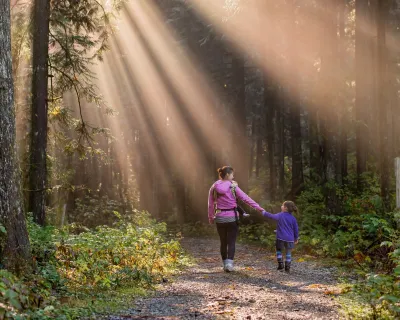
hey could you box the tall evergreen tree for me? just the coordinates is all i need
[0,0,31,271]
[29,0,51,225]
[355,0,373,187]
[377,0,390,209]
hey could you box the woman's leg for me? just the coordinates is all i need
[226,222,238,260]
[216,223,228,260]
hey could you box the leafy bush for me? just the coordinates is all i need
[346,240,400,320]
[0,211,186,319]
[56,211,184,292]
[296,174,397,260]
[72,194,128,228]
[0,269,91,320]
[238,223,276,249]
[296,173,400,319]
[179,221,218,238]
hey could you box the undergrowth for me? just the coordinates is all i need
[0,211,188,319]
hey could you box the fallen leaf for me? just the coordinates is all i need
[324,289,342,295]
[306,283,325,289]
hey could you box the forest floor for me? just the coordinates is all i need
[104,237,342,319]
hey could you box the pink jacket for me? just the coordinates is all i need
[208,180,263,223]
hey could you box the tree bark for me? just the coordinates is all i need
[290,103,304,198]
[309,109,322,182]
[231,52,249,192]
[289,0,304,199]
[319,0,341,213]
[265,76,276,200]
[0,0,31,271]
[355,0,373,187]
[255,113,263,178]
[275,91,285,199]
[377,0,390,209]
[339,0,348,181]
[29,0,51,225]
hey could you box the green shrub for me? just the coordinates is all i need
[296,175,400,319]
[238,223,276,249]
[55,211,184,292]
[1,210,186,319]
[72,195,127,228]
[347,240,400,319]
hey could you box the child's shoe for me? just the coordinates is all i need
[285,261,291,273]
[277,262,284,270]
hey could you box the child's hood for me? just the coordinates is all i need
[213,180,232,195]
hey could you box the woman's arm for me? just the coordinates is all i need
[208,186,215,224]
[235,186,264,212]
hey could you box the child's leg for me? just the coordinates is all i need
[275,240,284,270]
[285,248,292,264]
[275,240,283,262]
[284,242,294,272]
[276,251,283,262]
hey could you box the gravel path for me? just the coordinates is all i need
[107,237,341,320]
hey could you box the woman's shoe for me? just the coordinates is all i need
[225,259,234,272]
[223,259,228,271]
[277,262,284,270]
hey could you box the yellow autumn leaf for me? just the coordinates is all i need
[307,283,324,289]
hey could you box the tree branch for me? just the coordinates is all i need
[49,64,94,147]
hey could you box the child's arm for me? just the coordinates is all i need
[293,218,299,242]
[262,211,280,221]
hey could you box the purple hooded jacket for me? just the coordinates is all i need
[208,180,263,223]
[262,211,299,242]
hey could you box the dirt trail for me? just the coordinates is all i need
[106,237,341,319]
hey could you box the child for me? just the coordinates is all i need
[262,201,299,272]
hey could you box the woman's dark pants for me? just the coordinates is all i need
[216,222,238,260]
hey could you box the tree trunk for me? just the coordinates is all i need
[255,114,263,178]
[309,109,322,182]
[355,0,373,187]
[289,0,304,199]
[175,178,186,224]
[0,0,31,271]
[339,0,348,181]
[377,0,390,209]
[231,52,249,192]
[322,0,340,182]
[249,113,256,178]
[290,103,304,198]
[265,76,276,200]
[29,0,50,225]
[261,1,277,200]
[275,91,285,199]
[319,0,341,213]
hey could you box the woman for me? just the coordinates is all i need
[208,166,264,272]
